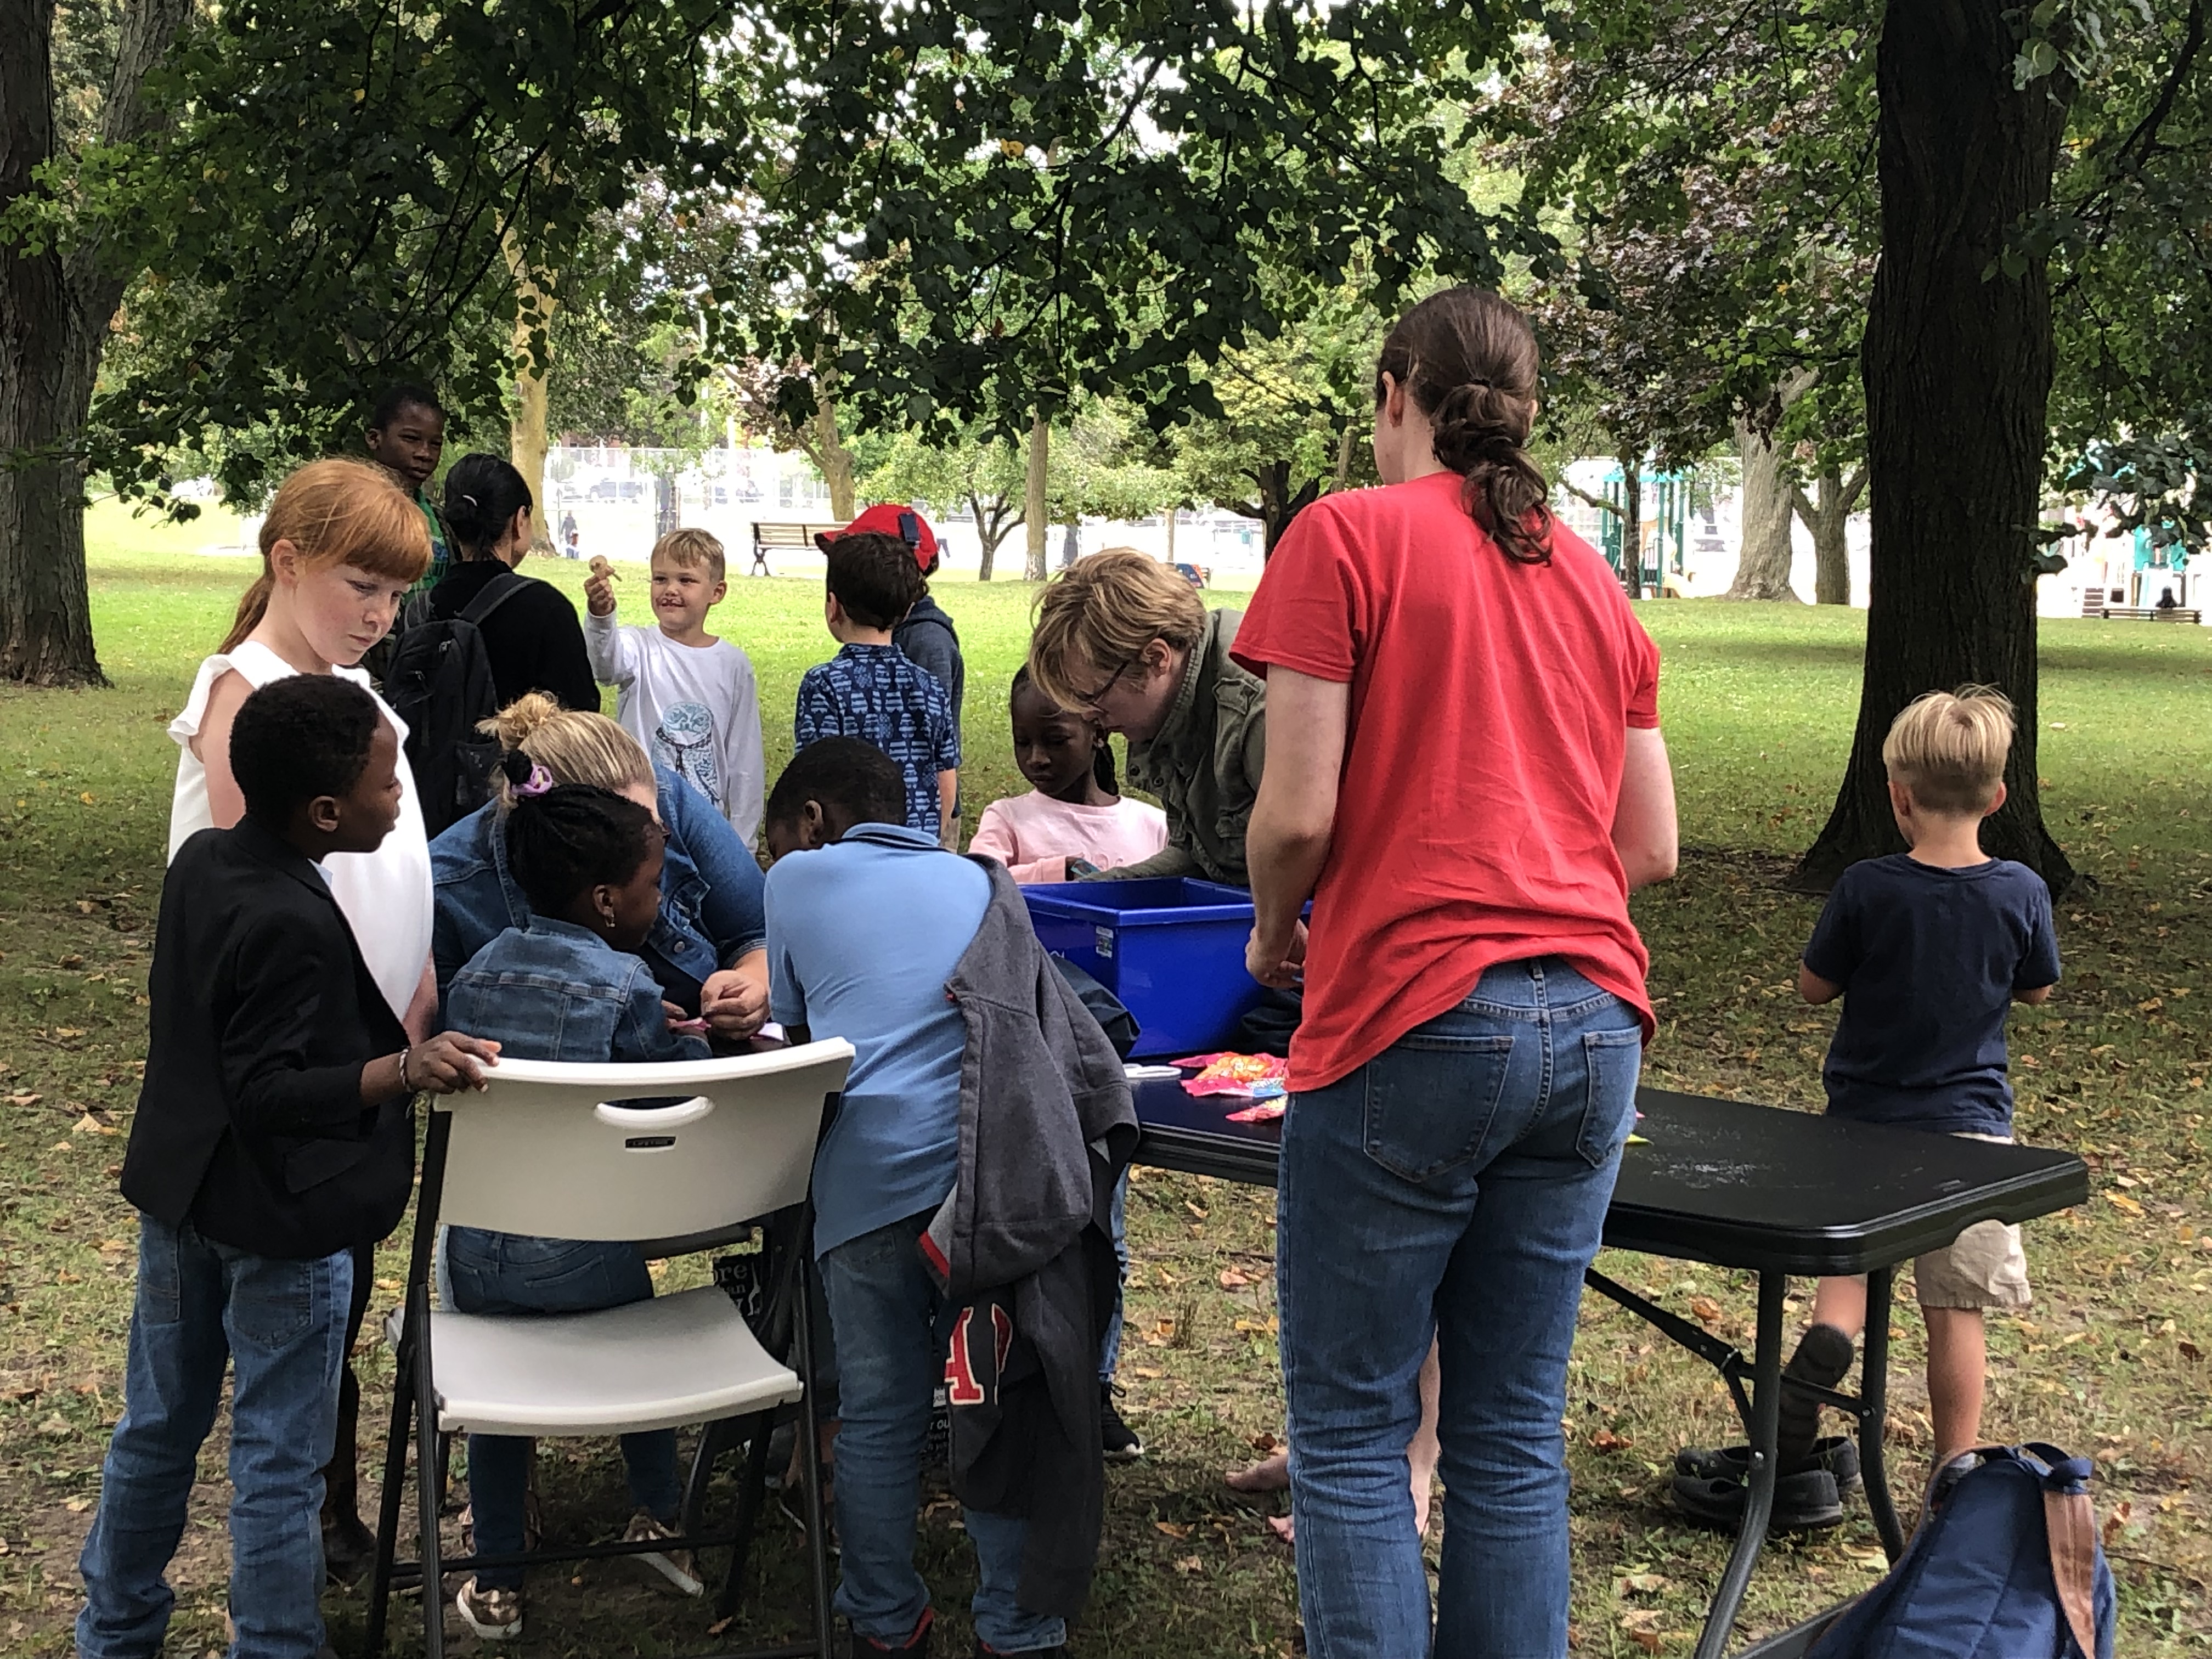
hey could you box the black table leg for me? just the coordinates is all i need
[1697,1271,1785,1659]
[1858,1266,1906,1560]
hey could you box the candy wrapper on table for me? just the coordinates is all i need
[1174,1053,1289,1120]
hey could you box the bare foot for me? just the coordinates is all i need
[1267,1511,1295,1545]
[1226,1448,1290,1493]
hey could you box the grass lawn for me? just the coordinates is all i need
[3,501,2209,1655]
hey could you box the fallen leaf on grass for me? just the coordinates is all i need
[6,1094,40,1108]
[53,1028,86,1039]
[1619,1607,1663,1633]
[1592,1429,1635,1452]
[2180,1340,2202,1362]
[1249,1432,1279,1454]
[1619,1572,1668,1595]
[1233,1316,1280,1334]
[1173,1555,1204,1575]
[1153,1520,1191,1540]
[73,1115,117,1137]
[1184,1200,1208,1220]
[1689,1296,1723,1326]
[2107,1193,2143,1217]
[2102,1501,2132,1549]
[1219,1267,1252,1289]
[1131,1366,1162,1380]
[37,1414,74,1438]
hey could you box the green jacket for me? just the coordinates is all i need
[1106,608,1267,887]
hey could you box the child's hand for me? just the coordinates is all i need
[412,1033,499,1094]
[584,567,617,617]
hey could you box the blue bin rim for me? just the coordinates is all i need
[1017,877,1255,926]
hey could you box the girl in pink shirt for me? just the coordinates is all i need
[968,668,1166,882]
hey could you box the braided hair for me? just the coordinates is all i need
[498,757,658,916]
[1372,287,1554,566]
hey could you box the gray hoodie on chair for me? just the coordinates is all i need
[922,860,1139,1619]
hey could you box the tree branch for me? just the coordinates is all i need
[1558,477,1622,518]
[1840,464,1868,515]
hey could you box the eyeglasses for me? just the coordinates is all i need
[1069,651,1139,709]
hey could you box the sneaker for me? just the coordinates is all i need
[454,1577,524,1640]
[1099,1383,1143,1463]
[623,1510,706,1596]
[1670,1465,1846,1532]
[1673,1434,1863,1493]
[851,1606,933,1654]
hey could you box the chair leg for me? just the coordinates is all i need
[714,1409,777,1622]
[362,1342,417,1657]
[684,1415,738,1538]
[794,1267,833,1657]
[411,1293,447,1659]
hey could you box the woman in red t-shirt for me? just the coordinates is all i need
[1233,287,1678,1659]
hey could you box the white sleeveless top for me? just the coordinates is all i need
[168,640,434,1022]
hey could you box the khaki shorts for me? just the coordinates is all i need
[1913,1133,2033,1311]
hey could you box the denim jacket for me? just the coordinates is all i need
[430,764,766,998]
[444,916,714,1064]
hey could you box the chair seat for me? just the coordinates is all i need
[406,1285,802,1438]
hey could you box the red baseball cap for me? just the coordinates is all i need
[816,503,940,571]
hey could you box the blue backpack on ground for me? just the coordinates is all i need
[1808,1443,2115,1659]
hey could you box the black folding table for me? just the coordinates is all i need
[1131,1079,2087,1657]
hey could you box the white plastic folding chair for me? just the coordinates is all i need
[363,1042,853,1659]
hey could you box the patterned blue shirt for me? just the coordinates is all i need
[794,643,962,834]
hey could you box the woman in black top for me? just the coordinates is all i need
[427,455,600,712]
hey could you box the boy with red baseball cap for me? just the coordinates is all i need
[819,505,966,845]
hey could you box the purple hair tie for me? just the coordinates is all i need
[514,761,555,798]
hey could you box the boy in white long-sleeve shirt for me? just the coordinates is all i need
[584,529,766,844]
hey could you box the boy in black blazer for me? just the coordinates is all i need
[78,675,496,1659]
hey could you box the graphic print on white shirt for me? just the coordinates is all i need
[654,701,722,809]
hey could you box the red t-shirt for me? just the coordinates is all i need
[1233,470,1661,1092]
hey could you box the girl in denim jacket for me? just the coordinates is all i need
[441,775,712,1639]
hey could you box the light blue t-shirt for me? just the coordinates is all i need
[765,823,990,1257]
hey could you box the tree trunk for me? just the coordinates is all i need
[1797,0,2074,894]
[1234,459,1321,560]
[1164,505,1176,562]
[814,388,856,521]
[1726,375,1814,601]
[1,0,191,687]
[506,250,557,551]
[1024,412,1049,582]
[1617,451,1644,598]
[1795,467,1867,606]
[972,493,1000,582]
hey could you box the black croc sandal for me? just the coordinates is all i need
[1672,1434,1863,1493]
[1670,1465,1845,1532]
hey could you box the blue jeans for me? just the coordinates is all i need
[78,1216,352,1659]
[445,1228,682,1590]
[818,1212,1064,1654]
[1278,959,1643,1659]
[1099,1170,1129,1384]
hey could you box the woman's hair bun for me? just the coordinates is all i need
[482,690,560,751]
[1429,381,1528,476]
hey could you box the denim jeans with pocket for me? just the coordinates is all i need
[445,1227,683,1589]
[1278,958,1643,1659]
[78,1215,352,1659]
[817,1211,1064,1654]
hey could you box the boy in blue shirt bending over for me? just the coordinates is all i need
[793,533,961,840]
[763,737,1062,1657]
[1792,689,2061,1475]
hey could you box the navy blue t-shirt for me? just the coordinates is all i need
[1802,854,2061,1136]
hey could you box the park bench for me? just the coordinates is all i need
[2092,604,2203,624]
[747,520,844,576]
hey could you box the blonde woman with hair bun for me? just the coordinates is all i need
[428,693,769,1039]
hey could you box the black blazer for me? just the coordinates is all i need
[122,817,416,1259]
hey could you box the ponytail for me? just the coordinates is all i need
[1374,287,1555,567]
[220,457,431,652]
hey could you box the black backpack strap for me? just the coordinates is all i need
[458,569,533,627]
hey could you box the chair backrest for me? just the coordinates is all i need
[432,1041,854,1244]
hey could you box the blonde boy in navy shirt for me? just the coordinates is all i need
[1781,687,2061,1481]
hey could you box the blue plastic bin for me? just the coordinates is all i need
[1020,878,1266,1060]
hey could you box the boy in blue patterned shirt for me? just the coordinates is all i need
[795,533,960,837]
